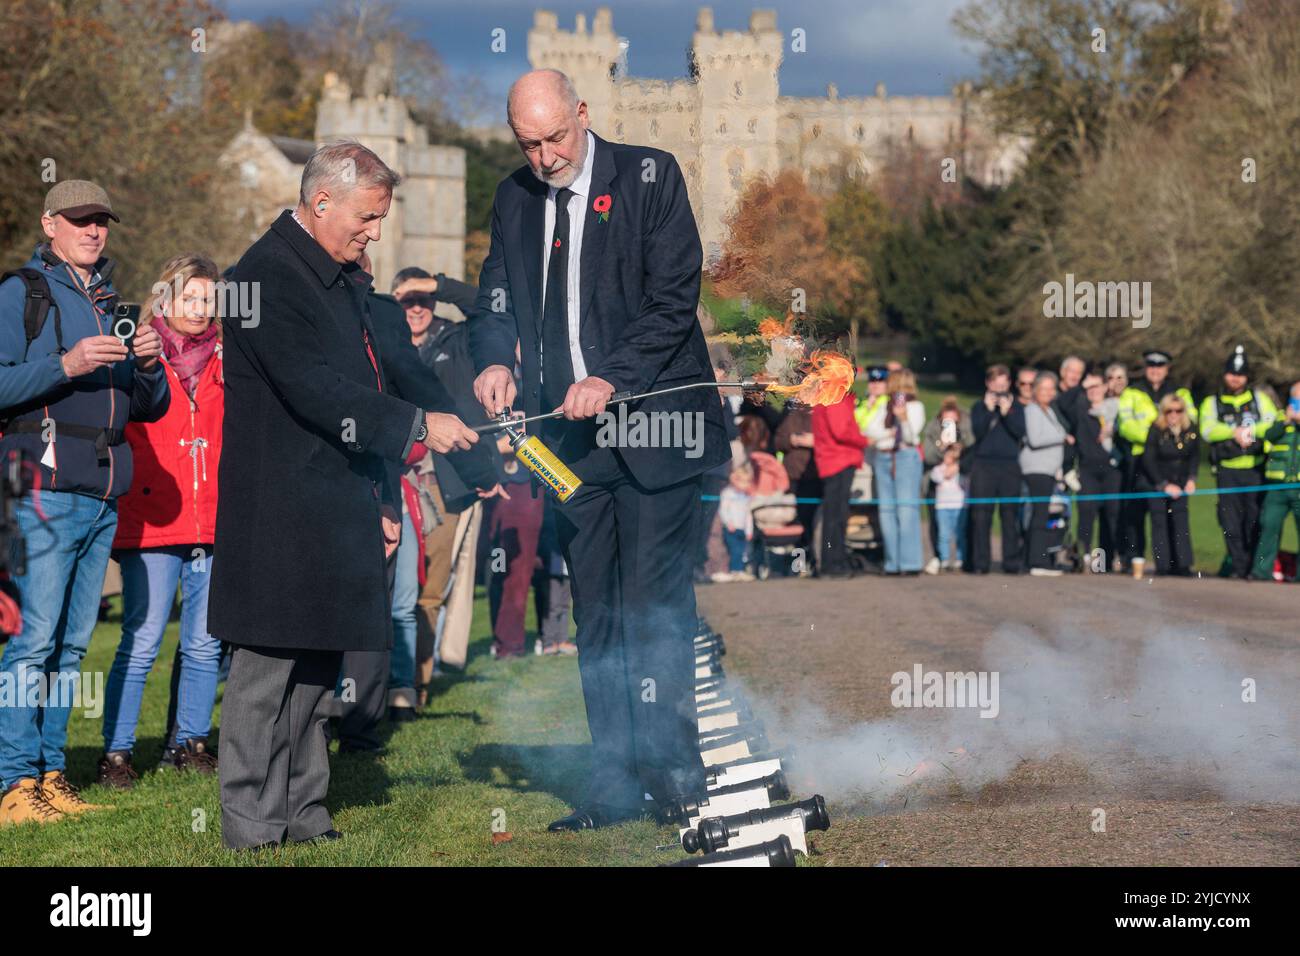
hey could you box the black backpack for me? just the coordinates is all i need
[0,267,64,360]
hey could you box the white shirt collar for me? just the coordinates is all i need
[550,130,596,202]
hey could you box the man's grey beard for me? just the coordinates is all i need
[530,134,588,189]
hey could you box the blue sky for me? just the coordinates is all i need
[223,0,982,121]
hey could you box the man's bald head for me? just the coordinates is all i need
[507,69,591,189]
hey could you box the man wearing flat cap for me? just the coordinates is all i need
[1198,345,1277,578]
[0,180,170,826]
[1117,350,1197,572]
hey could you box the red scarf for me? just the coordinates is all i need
[155,322,218,398]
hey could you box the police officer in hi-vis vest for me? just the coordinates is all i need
[1199,346,1277,579]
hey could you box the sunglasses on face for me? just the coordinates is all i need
[399,294,436,311]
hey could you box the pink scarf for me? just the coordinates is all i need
[154,322,218,398]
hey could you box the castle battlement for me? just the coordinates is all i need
[527,6,1026,259]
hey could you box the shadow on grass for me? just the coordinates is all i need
[459,742,589,808]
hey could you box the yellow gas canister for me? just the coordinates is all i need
[502,423,582,502]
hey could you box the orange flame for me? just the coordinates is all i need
[765,350,855,406]
[758,315,798,341]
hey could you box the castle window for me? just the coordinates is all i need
[812,124,821,139]
[747,117,757,134]
[733,80,742,98]
[855,124,864,141]
[615,120,624,140]
[650,119,659,139]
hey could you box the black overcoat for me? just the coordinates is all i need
[209,211,428,652]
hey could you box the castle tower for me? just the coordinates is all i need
[527,8,621,132]
[689,9,783,261]
[315,69,466,293]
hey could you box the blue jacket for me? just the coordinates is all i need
[0,244,170,499]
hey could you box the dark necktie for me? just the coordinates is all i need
[542,187,574,409]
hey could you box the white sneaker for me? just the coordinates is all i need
[710,571,735,583]
[733,570,755,582]
[1029,567,1064,577]
[924,557,941,575]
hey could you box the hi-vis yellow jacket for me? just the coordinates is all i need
[1118,382,1197,458]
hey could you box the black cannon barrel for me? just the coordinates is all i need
[666,834,796,868]
[704,758,788,789]
[697,703,755,724]
[682,795,829,854]
[708,769,790,802]
[705,748,785,771]
[697,726,768,751]
[658,770,791,826]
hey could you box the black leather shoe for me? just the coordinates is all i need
[294,829,343,844]
[547,804,647,832]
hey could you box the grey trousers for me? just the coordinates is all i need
[219,645,342,849]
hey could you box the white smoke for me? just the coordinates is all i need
[746,626,1300,808]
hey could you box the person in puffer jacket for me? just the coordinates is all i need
[97,254,224,789]
[0,181,169,828]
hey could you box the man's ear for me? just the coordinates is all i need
[577,100,590,130]
[40,214,56,239]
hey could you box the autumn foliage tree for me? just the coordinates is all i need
[711,170,885,345]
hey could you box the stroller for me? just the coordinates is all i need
[747,451,807,579]
[844,458,883,572]
[1043,474,1082,571]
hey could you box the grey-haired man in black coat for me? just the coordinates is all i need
[211,141,478,849]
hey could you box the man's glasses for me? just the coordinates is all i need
[398,294,436,311]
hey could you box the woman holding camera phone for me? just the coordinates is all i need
[97,254,225,788]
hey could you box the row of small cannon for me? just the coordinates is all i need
[661,617,830,867]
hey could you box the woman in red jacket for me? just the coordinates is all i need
[812,390,868,578]
[97,254,224,788]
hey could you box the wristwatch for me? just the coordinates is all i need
[414,411,428,444]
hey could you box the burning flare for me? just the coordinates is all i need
[765,350,855,407]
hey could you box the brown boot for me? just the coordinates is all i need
[40,771,108,814]
[173,738,218,774]
[95,751,139,790]
[0,778,65,826]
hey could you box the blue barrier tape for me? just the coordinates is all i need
[701,481,1300,507]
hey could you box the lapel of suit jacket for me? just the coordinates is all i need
[578,133,617,331]
[520,180,547,340]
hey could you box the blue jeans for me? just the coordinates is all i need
[877,448,924,573]
[723,528,749,572]
[935,507,967,564]
[0,492,117,788]
[388,508,418,691]
[102,546,222,753]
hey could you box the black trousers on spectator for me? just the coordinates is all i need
[1077,466,1122,564]
[1216,467,1263,577]
[793,470,824,566]
[967,459,1023,573]
[695,471,728,571]
[1148,493,1193,573]
[1122,458,1147,565]
[819,466,854,575]
[1023,473,1057,569]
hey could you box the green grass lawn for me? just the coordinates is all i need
[0,590,697,866]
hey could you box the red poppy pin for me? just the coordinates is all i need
[593,194,612,223]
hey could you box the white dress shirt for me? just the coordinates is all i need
[540,129,597,384]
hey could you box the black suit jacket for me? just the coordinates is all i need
[469,132,727,489]
[211,211,423,652]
